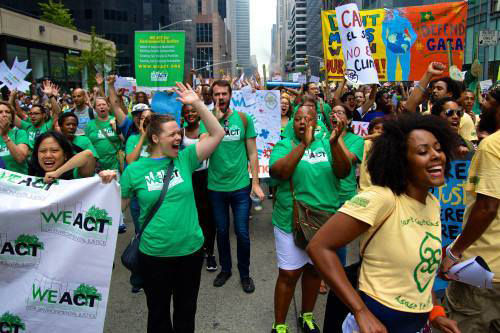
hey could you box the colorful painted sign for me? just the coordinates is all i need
[322,1,468,81]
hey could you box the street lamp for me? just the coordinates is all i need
[158,19,192,31]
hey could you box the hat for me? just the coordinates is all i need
[132,103,151,114]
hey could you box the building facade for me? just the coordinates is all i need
[195,0,232,78]
[0,7,115,89]
[227,0,251,75]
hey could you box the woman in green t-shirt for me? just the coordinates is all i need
[120,82,224,332]
[0,101,29,173]
[28,131,96,182]
[269,105,351,333]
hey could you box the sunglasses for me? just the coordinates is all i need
[444,109,464,117]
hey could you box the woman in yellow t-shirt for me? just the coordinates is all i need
[307,113,460,333]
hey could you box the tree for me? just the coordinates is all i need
[38,0,76,30]
[0,312,26,330]
[74,284,102,305]
[67,26,116,89]
[15,234,44,255]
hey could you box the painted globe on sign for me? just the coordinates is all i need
[386,32,412,54]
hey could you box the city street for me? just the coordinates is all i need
[104,198,327,333]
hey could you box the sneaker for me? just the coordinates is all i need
[298,312,320,333]
[271,323,289,333]
[131,286,142,293]
[206,255,218,272]
[213,271,232,287]
[118,224,127,234]
[241,276,255,293]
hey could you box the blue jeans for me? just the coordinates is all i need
[209,185,251,278]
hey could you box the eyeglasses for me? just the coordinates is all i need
[444,109,464,117]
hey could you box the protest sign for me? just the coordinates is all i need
[0,171,120,333]
[151,91,183,126]
[322,1,467,81]
[479,79,493,93]
[230,90,281,178]
[336,3,379,85]
[0,58,31,92]
[479,30,499,46]
[134,31,185,87]
[429,157,471,292]
[351,121,369,136]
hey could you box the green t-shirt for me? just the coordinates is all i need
[292,101,332,125]
[71,135,99,159]
[338,132,364,205]
[120,144,204,257]
[0,128,29,174]
[269,137,341,233]
[200,110,257,191]
[20,119,53,148]
[85,119,122,170]
[125,134,150,160]
[281,118,329,141]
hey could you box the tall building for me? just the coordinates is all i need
[289,0,307,72]
[227,0,251,75]
[194,0,232,78]
[306,0,322,76]
[276,0,294,75]
[270,24,280,76]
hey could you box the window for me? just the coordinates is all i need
[104,9,128,22]
[50,51,65,79]
[30,48,49,80]
[198,0,203,14]
[196,23,213,43]
[84,9,92,19]
[6,44,28,68]
[196,47,213,77]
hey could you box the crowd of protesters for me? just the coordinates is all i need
[0,59,499,333]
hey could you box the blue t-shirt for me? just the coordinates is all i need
[118,117,138,141]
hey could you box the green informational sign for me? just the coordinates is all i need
[134,31,185,87]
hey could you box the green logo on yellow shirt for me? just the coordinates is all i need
[349,197,370,208]
[469,176,480,185]
[413,232,441,293]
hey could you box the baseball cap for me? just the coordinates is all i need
[132,103,151,114]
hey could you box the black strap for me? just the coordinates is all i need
[88,107,95,120]
[138,160,175,237]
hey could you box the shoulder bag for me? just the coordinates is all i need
[121,161,174,272]
[290,140,334,250]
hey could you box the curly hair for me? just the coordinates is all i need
[367,113,457,195]
[430,97,457,116]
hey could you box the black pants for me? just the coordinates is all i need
[139,249,203,333]
[192,169,216,255]
[323,263,360,332]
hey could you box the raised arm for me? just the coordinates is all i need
[360,85,378,116]
[95,73,105,97]
[333,77,347,106]
[42,80,62,120]
[406,62,445,113]
[174,82,224,162]
[106,75,127,126]
[307,212,387,333]
[328,116,351,178]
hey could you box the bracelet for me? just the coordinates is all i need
[429,305,446,322]
[446,246,461,263]
[415,83,426,93]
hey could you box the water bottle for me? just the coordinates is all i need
[250,193,263,212]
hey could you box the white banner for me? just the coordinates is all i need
[336,3,379,85]
[0,171,120,333]
[230,90,281,178]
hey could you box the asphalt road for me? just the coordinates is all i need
[103,198,328,333]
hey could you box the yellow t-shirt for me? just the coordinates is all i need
[461,130,500,280]
[459,112,478,142]
[359,140,373,192]
[339,186,442,313]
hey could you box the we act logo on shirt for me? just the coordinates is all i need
[0,312,26,333]
[145,168,183,192]
[0,233,44,267]
[40,205,113,246]
[301,148,328,164]
[97,128,116,139]
[223,125,242,141]
[27,277,103,319]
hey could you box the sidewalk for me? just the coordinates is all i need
[104,198,327,333]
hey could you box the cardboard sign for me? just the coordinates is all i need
[335,3,379,85]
